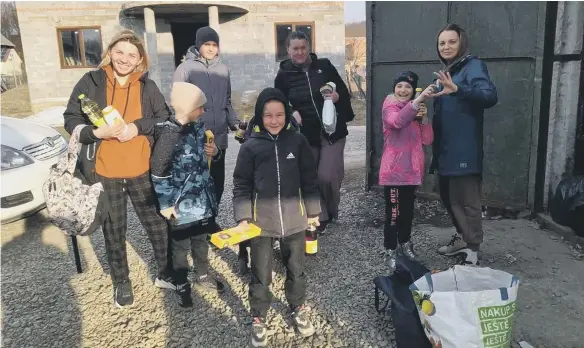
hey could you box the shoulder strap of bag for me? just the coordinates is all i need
[374,285,390,313]
[65,125,85,174]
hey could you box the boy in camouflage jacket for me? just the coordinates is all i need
[151,82,225,307]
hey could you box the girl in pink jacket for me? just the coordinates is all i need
[379,71,434,270]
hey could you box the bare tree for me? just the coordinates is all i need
[1,1,27,81]
[1,3,22,55]
[345,37,366,99]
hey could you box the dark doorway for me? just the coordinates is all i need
[171,22,208,67]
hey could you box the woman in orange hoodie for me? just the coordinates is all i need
[63,30,173,308]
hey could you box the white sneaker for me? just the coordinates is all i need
[154,276,176,290]
[384,249,397,272]
[459,248,480,266]
[292,305,315,337]
[399,241,417,259]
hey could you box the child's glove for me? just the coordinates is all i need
[160,207,177,220]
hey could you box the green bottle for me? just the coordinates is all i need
[79,94,106,127]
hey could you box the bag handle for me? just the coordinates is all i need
[65,125,86,174]
[374,285,390,313]
[499,276,520,301]
[425,272,434,293]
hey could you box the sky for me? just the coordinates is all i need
[344,1,365,23]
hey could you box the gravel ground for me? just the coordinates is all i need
[2,126,584,348]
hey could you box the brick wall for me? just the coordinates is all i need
[15,1,345,111]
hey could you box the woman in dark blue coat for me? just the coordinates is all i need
[430,23,498,265]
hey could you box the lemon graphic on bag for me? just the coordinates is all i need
[421,299,436,316]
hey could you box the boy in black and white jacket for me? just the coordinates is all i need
[232,87,320,347]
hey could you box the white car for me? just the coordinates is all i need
[1,116,68,223]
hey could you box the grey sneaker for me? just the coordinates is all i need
[292,305,315,337]
[384,249,397,272]
[175,283,193,308]
[251,317,268,347]
[399,241,417,259]
[114,280,134,308]
[193,274,225,293]
[438,234,467,256]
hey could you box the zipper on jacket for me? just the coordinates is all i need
[253,192,258,221]
[299,188,305,216]
[205,69,216,129]
[199,60,217,131]
[305,71,332,145]
[172,129,199,207]
[271,134,286,236]
[174,173,192,206]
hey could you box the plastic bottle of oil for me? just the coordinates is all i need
[79,94,106,127]
[305,222,318,256]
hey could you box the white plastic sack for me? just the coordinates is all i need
[322,99,337,135]
[410,265,520,348]
[321,81,337,135]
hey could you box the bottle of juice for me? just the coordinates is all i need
[235,114,251,143]
[102,106,125,126]
[305,222,318,256]
[102,106,128,139]
[79,94,106,127]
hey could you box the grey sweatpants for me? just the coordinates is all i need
[311,135,346,222]
[439,175,483,248]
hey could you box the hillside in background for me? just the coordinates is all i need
[345,20,365,37]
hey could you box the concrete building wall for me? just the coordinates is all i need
[15,1,345,112]
[543,1,584,209]
[218,1,346,100]
[15,2,123,111]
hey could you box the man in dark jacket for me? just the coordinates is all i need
[274,31,355,233]
[232,87,320,347]
[173,26,239,214]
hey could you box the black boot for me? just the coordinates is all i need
[175,282,193,308]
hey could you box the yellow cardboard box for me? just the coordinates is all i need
[210,223,262,249]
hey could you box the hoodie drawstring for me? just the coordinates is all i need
[108,79,131,120]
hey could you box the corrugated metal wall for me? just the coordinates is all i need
[366,2,547,210]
